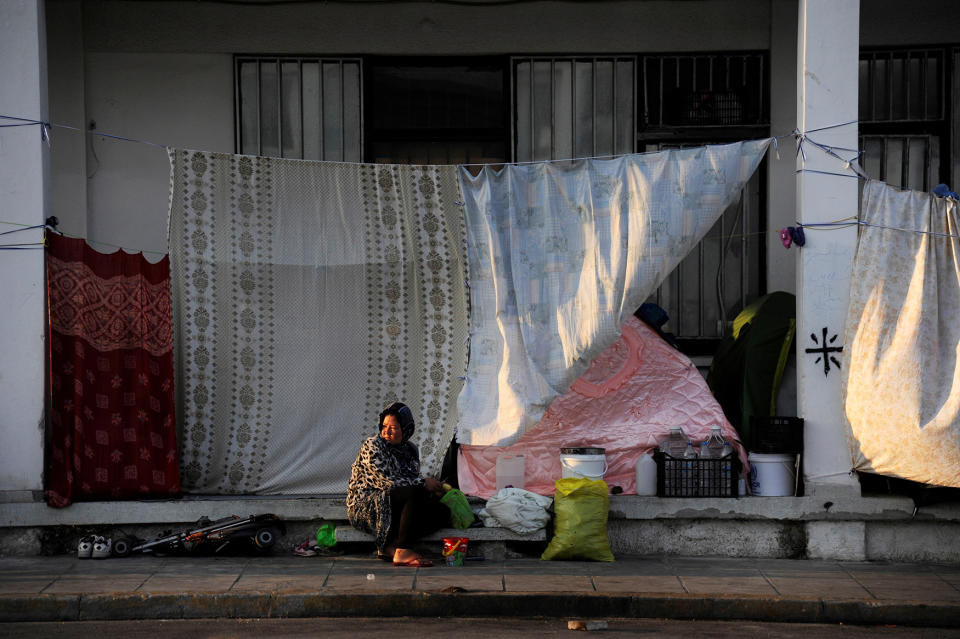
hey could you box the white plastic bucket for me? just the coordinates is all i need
[496,454,525,491]
[560,447,607,480]
[634,452,657,495]
[748,452,796,496]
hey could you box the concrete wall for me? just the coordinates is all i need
[83,52,233,258]
[79,0,771,55]
[0,0,48,498]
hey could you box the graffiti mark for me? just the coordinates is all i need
[805,326,843,377]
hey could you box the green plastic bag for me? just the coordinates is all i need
[541,477,614,562]
[440,488,475,529]
[315,522,337,548]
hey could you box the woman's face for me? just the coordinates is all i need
[380,414,403,446]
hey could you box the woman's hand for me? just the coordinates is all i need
[423,476,446,496]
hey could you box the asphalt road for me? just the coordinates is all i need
[2,617,959,638]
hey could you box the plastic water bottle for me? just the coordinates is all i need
[664,426,687,458]
[682,441,698,496]
[703,426,726,458]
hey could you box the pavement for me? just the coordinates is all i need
[2,552,960,628]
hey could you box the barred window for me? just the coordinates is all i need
[513,56,635,162]
[640,53,769,347]
[858,48,948,192]
[236,57,363,162]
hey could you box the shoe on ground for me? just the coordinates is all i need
[92,536,112,559]
[77,536,94,559]
[292,539,317,557]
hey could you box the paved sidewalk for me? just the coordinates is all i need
[2,553,959,627]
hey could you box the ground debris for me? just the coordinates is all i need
[567,620,608,631]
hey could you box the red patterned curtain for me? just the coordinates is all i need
[45,234,180,507]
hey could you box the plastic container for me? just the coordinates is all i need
[660,426,688,458]
[442,537,469,566]
[701,426,726,458]
[496,454,525,491]
[560,447,607,480]
[749,416,804,454]
[748,452,797,496]
[655,450,739,498]
[634,452,658,495]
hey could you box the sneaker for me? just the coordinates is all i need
[92,536,112,559]
[77,536,94,559]
[292,539,317,557]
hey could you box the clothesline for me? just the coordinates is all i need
[6,113,956,253]
[2,112,857,168]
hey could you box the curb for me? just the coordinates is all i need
[2,592,959,627]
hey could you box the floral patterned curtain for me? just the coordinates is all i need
[45,234,180,507]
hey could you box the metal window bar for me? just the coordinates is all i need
[860,135,938,192]
[640,52,768,128]
[512,56,636,162]
[860,49,943,123]
[236,56,362,161]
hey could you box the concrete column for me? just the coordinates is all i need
[766,0,798,296]
[795,0,861,496]
[0,0,48,499]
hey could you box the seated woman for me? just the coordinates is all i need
[347,402,450,567]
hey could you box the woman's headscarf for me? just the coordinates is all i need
[379,402,415,442]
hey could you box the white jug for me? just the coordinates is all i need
[635,452,658,495]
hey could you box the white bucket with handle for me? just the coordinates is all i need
[560,447,608,480]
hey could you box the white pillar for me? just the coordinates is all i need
[0,0,48,498]
[795,0,861,496]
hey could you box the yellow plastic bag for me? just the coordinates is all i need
[541,477,614,562]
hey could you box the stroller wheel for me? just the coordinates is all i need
[112,536,136,557]
[254,527,279,551]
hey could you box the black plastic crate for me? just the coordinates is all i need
[654,450,739,498]
[749,416,804,454]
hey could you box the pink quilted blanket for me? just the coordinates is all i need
[458,316,747,497]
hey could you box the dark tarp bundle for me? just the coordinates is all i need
[706,292,796,448]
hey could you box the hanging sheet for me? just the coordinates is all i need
[168,151,469,494]
[45,233,181,507]
[456,140,771,446]
[842,180,960,487]
[458,316,746,498]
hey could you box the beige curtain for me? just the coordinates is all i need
[842,180,960,487]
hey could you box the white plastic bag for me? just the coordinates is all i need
[478,487,553,534]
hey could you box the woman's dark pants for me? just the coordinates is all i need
[387,485,451,550]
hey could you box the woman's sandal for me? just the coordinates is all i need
[393,556,433,567]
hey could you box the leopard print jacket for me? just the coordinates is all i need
[346,435,424,550]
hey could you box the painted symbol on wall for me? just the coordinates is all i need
[805,327,843,377]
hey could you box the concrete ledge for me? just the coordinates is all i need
[5,494,960,528]
[2,591,959,627]
[333,525,546,543]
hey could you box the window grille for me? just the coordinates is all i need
[641,53,768,130]
[858,48,948,192]
[513,56,636,161]
[236,57,362,161]
[644,142,763,343]
[861,135,940,192]
[859,49,943,123]
[639,53,769,345]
